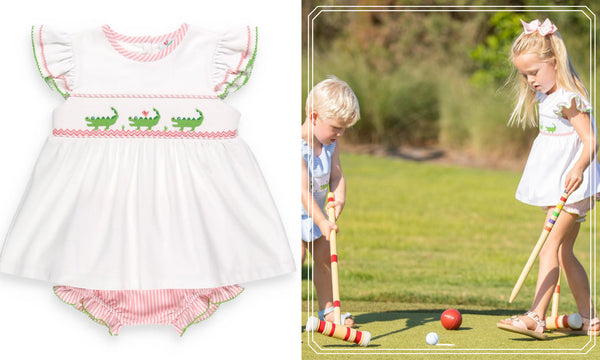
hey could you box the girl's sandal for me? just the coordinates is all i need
[497,311,548,340]
[583,316,600,336]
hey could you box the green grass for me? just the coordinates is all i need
[302,302,597,359]
[302,152,598,358]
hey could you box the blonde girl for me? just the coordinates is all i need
[497,18,600,340]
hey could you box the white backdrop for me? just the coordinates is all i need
[0,1,300,359]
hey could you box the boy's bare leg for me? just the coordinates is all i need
[304,236,354,326]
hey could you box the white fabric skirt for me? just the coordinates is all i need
[516,133,600,206]
[0,136,295,289]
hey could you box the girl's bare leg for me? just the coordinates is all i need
[512,209,578,329]
[558,220,597,324]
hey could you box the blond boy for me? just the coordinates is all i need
[301,76,360,325]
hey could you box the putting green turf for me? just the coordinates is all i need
[302,153,599,359]
[302,301,598,359]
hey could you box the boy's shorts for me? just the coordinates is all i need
[541,196,596,223]
[301,214,322,242]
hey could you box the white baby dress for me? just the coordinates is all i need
[516,88,600,206]
[0,24,295,290]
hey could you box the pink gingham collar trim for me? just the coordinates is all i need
[102,23,189,62]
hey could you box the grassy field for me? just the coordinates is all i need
[302,152,598,359]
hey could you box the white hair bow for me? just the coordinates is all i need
[520,18,558,36]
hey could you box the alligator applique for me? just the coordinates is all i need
[544,123,557,133]
[85,107,119,130]
[171,109,204,131]
[129,108,161,130]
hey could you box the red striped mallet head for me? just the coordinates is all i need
[546,313,583,330]
[305,316,371,346]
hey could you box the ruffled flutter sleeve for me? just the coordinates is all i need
[211,26,257,99]
[553,90,592,117]
[31,25,76,98]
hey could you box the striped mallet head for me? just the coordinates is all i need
[305,316,371,346]
[545,313,583,330]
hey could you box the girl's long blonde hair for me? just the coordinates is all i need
[508,27,589,128]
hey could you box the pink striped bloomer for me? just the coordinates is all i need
[541,196,596,223]
[54,285,243,335]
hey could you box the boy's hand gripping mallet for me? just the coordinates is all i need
[326,192,342,325]
[509,190,569,303]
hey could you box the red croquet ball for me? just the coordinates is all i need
[441,309,462,330]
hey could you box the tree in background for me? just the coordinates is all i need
[303,1,594,160]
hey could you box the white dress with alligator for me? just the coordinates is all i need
[0,24,295,290]
[516,88,600,206]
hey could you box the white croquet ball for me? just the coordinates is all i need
[426,332,439,345]
[568,313,583,330]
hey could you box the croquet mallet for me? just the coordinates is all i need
[509,190,569,303]
[305,192,371,346]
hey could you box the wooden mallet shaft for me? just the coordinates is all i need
[509,190,569,303]
[551,267,561,318]
[326,192,341,325]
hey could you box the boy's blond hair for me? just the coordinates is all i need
[508,28,589,128]
[306,76,360,127]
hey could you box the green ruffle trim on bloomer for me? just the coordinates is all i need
[52,286,117,336]
[178,287,245,337]
[53,286,245,336]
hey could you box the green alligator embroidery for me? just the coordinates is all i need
[171,109,204,131]
[544,123,557,133]
[129,108,161,130]
[86,107,119,130]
